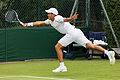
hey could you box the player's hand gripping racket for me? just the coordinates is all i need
[5,10,23,25]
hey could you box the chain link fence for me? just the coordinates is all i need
[90,0,105,31]
[0,0,105,30]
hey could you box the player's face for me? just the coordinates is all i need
[47,13,55,21]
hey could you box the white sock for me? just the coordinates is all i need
[104,50,109,55]
[60,62,65,67]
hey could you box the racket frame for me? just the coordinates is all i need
[5,10,23,25]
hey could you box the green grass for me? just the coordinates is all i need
[0,59,120,80]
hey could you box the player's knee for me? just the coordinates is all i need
[55,45,61,50]
[55,45,58,49]
[90,45,96,49]
[55,43,63,50]
[86,43,95,49]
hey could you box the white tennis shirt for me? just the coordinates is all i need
[45,15,75,34]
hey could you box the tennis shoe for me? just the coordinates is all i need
[107,51,115,65]
[52,66,67,72]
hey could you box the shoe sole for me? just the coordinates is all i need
[52,70,67,73]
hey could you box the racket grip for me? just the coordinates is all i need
[19,21,24,25]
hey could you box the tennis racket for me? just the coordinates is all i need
[5,10,23,25]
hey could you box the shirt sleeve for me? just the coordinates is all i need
[54,15,64,23]
[44,19,51,24]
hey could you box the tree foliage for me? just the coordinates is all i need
[103,0,120,48]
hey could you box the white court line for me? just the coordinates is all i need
[0,75,74,80]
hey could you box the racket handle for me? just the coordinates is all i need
[17,18,24,25]
[19,21,24,25]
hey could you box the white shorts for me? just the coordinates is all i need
[58,28,91,48]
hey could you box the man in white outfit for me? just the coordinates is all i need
[23,8,115,72]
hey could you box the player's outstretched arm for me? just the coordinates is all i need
[22,21,47,27]
[64,12,78,22]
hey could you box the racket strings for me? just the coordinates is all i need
[5,10,17,22]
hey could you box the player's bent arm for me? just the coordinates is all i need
[64,18,73,22]
[64,12,78,22]
[23,21,47,27]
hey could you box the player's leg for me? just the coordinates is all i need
[74,29,115,64]
[53,34,73,72]
[52,43,67,72]
[86,43,115,64]
[55,43,64,62]
[86,43,105,52]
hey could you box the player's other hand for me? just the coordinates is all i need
[71,12,78,20]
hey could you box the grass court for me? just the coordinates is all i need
[0,59,120,80]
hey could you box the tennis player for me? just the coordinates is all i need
[23,8,115,72]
